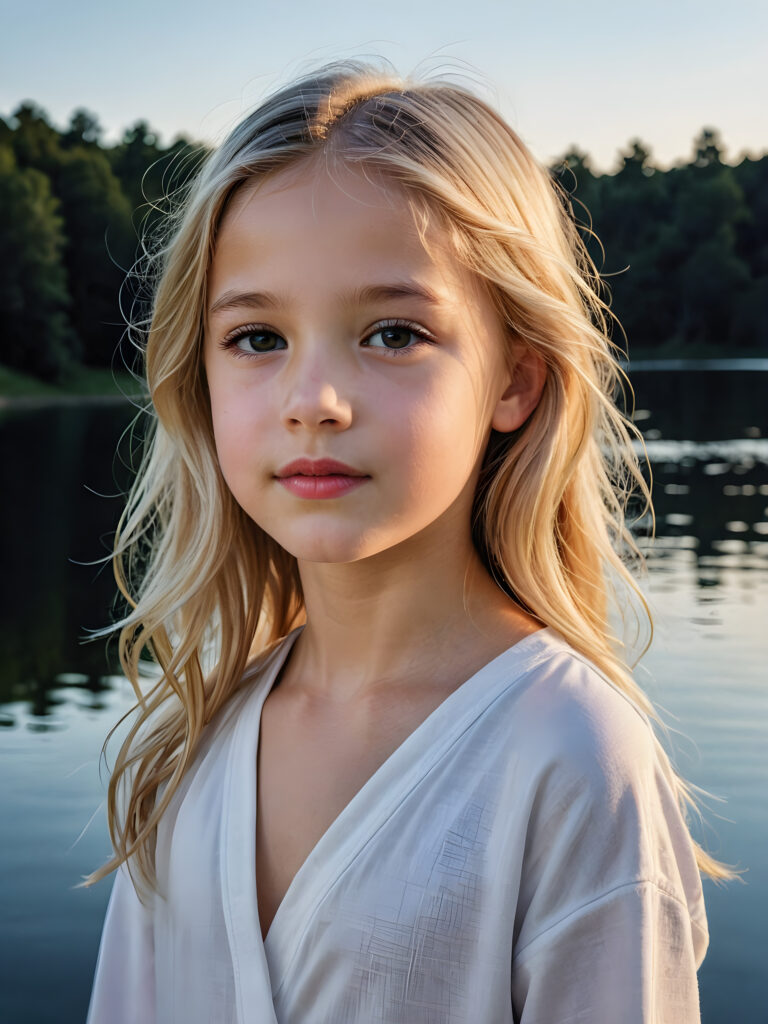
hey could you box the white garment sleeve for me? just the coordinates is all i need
[508,657,709,1024]
[511,879,707,1023]
[86,864,156,1024]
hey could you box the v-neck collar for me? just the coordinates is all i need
[221,623,560,1006]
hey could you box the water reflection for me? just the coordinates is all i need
[0,371,765,719]
[636,438,768,586]
[0,402,138,710]
[0,368,766,1023]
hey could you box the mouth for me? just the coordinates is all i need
[275,472,371,499]
[275,458,369,478]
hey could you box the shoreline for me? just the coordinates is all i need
[0,392,146,410]
[2,357,766,407]
[619,357,768,371]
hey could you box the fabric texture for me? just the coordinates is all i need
[86,625,709,1024]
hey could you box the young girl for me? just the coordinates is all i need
[84,58,733,1024]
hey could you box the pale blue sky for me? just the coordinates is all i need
[3,0,765,171]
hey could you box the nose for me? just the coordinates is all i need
[280,348,353,430]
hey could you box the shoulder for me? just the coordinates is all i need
[506,631,660,794]
[157,633,293,803]
[204,631,295,742]
[502,633,707,950]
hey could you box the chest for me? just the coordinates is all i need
[254,682,452,942]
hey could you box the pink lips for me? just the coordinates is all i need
[276,457,367,478]
[275,457,371,500]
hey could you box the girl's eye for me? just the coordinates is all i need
[225,329,286,356]
[362,321,434,357]
[220,319,434,359]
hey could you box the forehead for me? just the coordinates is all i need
[211,159,465,293]
[223,157,425,234]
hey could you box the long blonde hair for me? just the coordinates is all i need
[84,57,736,894]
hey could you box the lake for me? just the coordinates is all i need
[0,366,765,1023]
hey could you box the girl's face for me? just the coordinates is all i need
[204,159,531,565]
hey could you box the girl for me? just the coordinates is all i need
[84,58,733,1024]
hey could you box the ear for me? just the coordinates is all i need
[490,346,547,433]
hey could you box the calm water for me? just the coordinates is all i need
[0,368,766,1023]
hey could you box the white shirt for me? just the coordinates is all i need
[86,625,709,1023]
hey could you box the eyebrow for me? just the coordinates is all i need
[207,282,443,318]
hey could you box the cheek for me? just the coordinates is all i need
[208,391,264,496]
[395,380,480,495]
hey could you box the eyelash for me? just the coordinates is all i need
[219,319,435,360]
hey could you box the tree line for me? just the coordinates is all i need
[1,102,765,382]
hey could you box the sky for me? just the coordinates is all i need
[2,0,766,172]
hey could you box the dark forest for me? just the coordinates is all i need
[1,102,766,383]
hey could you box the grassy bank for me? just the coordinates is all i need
[2,347,765,400]
[0,364,146,400]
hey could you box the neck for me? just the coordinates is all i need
[280,524,539,704]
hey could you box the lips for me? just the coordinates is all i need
[276,457,368,478]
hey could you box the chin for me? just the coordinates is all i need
[265,529,375,565]
[267,522,403,566]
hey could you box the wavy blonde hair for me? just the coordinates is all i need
[84,57,736,894]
